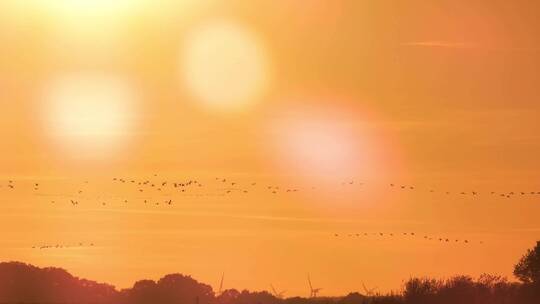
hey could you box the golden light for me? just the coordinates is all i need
[41,73,138,159]
[182,20,270,112]
[264,97,393,190]
[38,0,145,18]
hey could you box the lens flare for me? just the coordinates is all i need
[41,73,138,159]
[264,96,395,190]
[182,20,270,112]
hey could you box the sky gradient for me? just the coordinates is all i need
[1,0,540,296]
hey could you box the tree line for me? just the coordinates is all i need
[1,241,539,304]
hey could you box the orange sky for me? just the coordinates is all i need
[1,0,540,296]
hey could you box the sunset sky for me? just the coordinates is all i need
[1,0,540,296]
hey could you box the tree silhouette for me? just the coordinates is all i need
[122,274,214,304]
[2,248,540,304]
[514,241,540,285]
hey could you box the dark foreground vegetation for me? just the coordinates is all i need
[1,241,539,304]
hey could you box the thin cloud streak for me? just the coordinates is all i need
[401,41,474,49]
[82,207,426,225]
[401,41,540,52]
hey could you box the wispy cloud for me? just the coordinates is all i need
[401,41,473,49]
[82,207,425,225]
[401,41,540,52]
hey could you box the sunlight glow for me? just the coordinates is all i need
[41,73,138,158]
[182,20,270,111]
[40,0,144,17]
[265,98,390,189]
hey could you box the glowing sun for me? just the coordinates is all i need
[182,20,270,111]
[41,73,138,158]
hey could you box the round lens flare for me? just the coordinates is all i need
[41,0,143,16]
[265,100,392,190]
[182,20,269,111]
[41,74,138,159]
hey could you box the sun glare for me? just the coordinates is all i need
[41,73,138,158]
[182,20,270,112]
[41,0,142,16]
[265,98,390,190]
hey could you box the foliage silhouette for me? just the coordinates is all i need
[1,242,540,304]
[514,241,540,285]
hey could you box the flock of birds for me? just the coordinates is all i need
[2,177,540,201]
[333,232,484,245]
[1,175,536,250]
[389,183,540,198]
[31,243,95,250]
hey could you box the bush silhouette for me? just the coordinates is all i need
[514,241,540,285]
[1,242,540,304]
